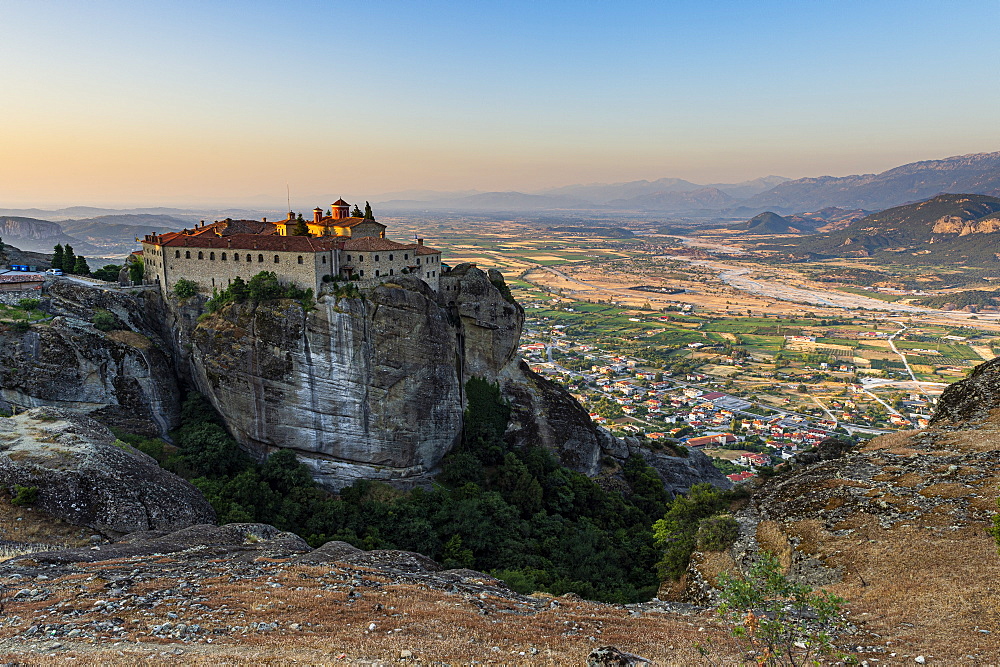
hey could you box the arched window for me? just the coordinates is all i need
[221,252,227,261]
[389,268,393,275]
[346,255,351,262]
[234,253,239,262]
[274,255,280,263]
[374,255,379,262]
[185,251,191,259]
[375,269,380,277]
[246,254,252,262]
[404,253,408,260]
[322,256,326,264]
[358,255,364,262]
[359,270,364,277]
[297,255,303,264]
[175,250,180,258]
[198,252,203,259]
[388,254,393,261]
[210,252,215,260]
[416,258,421,265]
[258,254,264,263]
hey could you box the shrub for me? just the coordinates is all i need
[695,513,740,551]
[91,310,117,331]
[703,552,849,666]
[16,298,40,311]
[11,484,38,506]
[173,278,199,298]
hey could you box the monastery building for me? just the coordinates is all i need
[141,200,442,295]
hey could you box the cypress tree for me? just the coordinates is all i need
[363,201,374,220]
[291,213,310,236]
[63,245,75,274]
[52,244,64,271]
[351,204,363,218]
[73,255,90,275]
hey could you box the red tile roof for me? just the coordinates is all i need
[0,274,44,284]
[341,237,414,251]
[151,233,341,252]
[332,199,349,206]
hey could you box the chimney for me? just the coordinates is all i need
[417,238,424,246]
[313,207,323,224]
[262,217,267,223]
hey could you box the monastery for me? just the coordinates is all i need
[140,199,442,295]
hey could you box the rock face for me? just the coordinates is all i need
[929,354,1000,427]
[0,408,216,536]
[0,282,181,436]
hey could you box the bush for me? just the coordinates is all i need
[91,310,117,331]
[695,514,740,551]
[11,484,38,506]
[704,552,849,665]
[173,279,199,298]
[16,298,40,311]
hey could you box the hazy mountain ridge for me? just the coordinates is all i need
[0,216,97,255]
[767,193,1000,264]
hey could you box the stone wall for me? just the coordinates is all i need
[0,289,43,306]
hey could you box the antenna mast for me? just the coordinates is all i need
[286,184,291,213]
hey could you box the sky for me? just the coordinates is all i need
[2,0,999,207]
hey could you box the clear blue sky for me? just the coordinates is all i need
[2,0,998,206]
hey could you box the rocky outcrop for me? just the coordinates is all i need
[0,408,216,536]
[929,354,1000,427]
[0,282,180,436]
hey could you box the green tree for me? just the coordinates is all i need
[63,245,76,275]
[73,255,91,275]
[92,264,123,282]
[363,201,375,220]
[352,204,363,218]
[51,244,64,271]
[291,213,310,236]
[129,255,145,284]
[706,553,849,666]
[173,278,198,298]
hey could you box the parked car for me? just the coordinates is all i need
[45,268,63,276]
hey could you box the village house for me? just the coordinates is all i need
[140,202,443,296]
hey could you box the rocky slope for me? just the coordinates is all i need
[0,282,180,437]
[0,408,215,536]
[679,361,1000,663]
[0,522,733,664]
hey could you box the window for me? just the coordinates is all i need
[374,255,379,262]
[416,258,421,265]
[175,250,180,258]
[388,254,393,261]
[234,253,239,262]
[210,252,215,260]
[297,255,303,264]
[358,255,364,262]
[246,254,252,262]
[322,256,326,264]
[185,251,191,259]
[198,252,203,259]
[347,255,351,262]
[274,255,280,263]
[221,252,227,261]
[389,268,393,275]
[258,254,264,263]
[375,269,380,277]
[359,270,364,277]
[404,253,408,260]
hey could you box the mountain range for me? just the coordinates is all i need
[375,151,1000,215]
[767,193,1000,265]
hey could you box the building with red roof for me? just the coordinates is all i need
[140,201,442,295]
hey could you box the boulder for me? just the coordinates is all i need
[0,407,215,536]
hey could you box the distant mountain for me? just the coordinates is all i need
[743,152,1000,213]
[772,193,1000,265]
[610,187,737,212]
[705,175,793,199]
[786,207,870,232]
[378,191,589,211]
[0,216,96,255]
[735,212,806,234]
[59,214,191,246]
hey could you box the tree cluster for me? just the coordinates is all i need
[51,244,91,275]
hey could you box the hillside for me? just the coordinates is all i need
[735,211,808,234]
[0,216,94,255]
[765,193,1000,265]
[743,151,1000,213]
